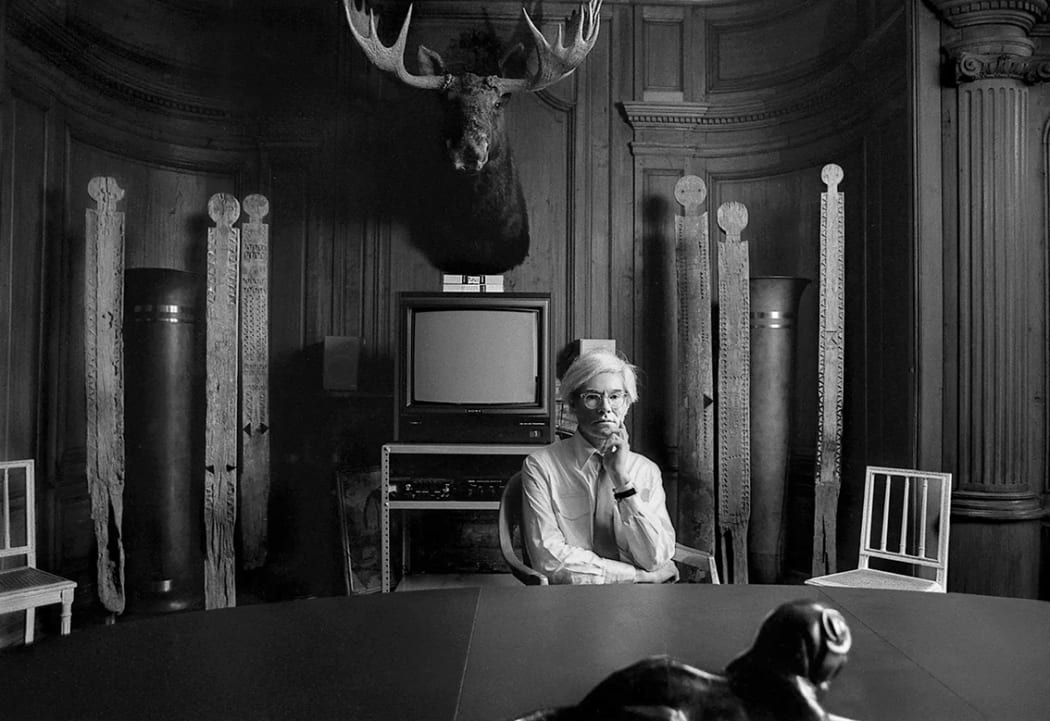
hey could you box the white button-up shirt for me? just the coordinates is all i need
[520,432,676,584]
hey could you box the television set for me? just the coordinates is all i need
[396,292,553,444]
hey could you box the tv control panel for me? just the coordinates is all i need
[397,414,552,445]
[388,477,505,502]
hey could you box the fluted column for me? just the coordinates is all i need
[929,0,1048,598]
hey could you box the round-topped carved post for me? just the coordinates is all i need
[204,193,242,609]
[674,176,716,570]
[85,177,127,616]
[716,202,751,584]
[239,194,271,572]
[927,0,1049,597]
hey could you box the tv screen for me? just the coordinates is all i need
[397,292,552,443]
[412,309,538,405]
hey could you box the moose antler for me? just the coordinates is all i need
[344,0,602,94]
[342,0,448,90]
[496,0,603,94]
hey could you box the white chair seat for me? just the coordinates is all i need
[805,567,943,592]
[0,567,77,599]
[0,460,77,645]
[805,466,952,594]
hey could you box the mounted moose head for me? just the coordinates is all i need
[343,0,603,275]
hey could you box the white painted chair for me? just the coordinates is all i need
[806,466,952,592]
[0,459,77,644]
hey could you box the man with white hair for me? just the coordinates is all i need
[521,350,678,584]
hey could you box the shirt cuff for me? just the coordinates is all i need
[602,558,639,584]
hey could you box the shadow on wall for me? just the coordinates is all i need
[639,193,674,470]
[253,343,394,602]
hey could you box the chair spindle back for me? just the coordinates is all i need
[0,460,34,567]
[861,466,951,585]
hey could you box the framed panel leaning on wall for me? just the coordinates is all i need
[336,467,383,595]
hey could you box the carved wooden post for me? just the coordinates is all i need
[812,164,845,577]
[927,0,1048,597]
[674,176,716,568]
[85,177,127,615]
[204,194,241,609]
[716,201,751,584]
[239,194,270,570]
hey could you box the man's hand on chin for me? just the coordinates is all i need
[601,424,631,480]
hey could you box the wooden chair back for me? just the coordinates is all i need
[498,471,720,585]
[859,466,952,588]
[0,460,35,568]
[0,459,77,645]
[498,472,548,585]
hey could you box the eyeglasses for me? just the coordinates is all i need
[576,390,629,410]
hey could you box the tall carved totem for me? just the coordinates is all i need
[929,0,1048,598]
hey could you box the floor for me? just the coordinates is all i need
[394,573,522,592]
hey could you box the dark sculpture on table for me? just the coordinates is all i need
[513,600,854,721]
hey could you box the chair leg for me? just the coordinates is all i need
[24,607,36,645]
[61,589,75,635]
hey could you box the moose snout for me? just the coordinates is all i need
[448,138,490,173]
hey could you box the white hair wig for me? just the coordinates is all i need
[560,350,640,406]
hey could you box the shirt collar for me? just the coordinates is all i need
[569,431,603,471]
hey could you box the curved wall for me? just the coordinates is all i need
[0,0,916,608]
[2,0,339,610]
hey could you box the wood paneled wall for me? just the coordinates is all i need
[622,0,911,576]
[4,0,1040,613]
[1,0,340,613]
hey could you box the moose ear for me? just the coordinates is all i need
[417,45,446,76]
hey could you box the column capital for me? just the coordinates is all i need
[927,0,1050,83]
[952,50,1050,84]
[927,0,1048,32]
[932,0,1045,60]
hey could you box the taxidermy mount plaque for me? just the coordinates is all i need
[343,0,603,274]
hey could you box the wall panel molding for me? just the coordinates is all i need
[6,41,258,160]
[640,5,685,102]
[8,5,236,121]
[624,8,906,162]
[704,0,861,93]
[7,0,337,152]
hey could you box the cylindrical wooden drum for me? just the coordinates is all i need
[748,276,809,584]
[124,268,204,614]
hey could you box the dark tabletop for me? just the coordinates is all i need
[3,585,1048,721]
